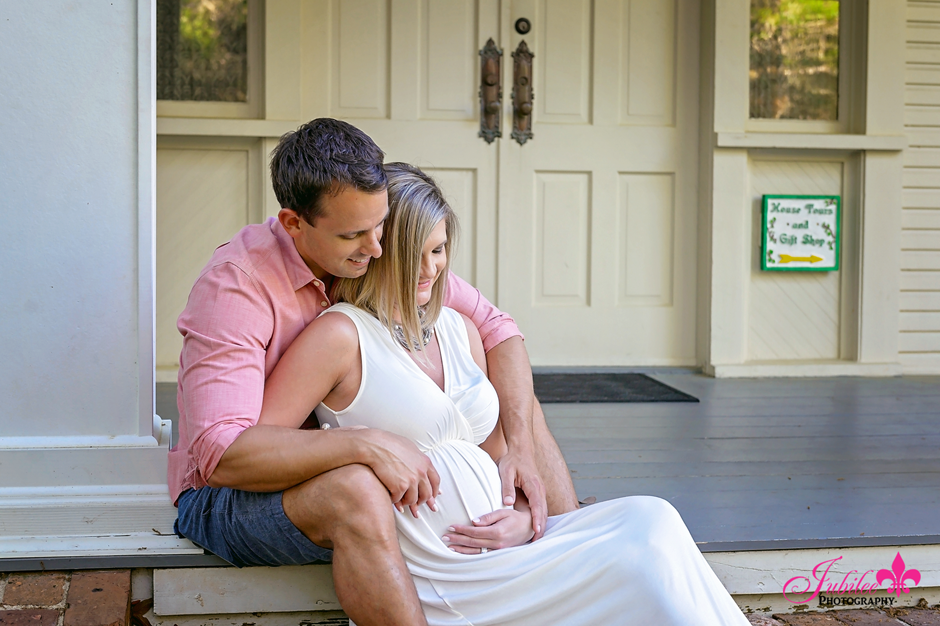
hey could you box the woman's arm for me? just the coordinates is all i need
[258,311,359,427]
[212,312,441,511]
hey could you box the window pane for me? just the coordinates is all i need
[749,0,839,121]
[157,0,248,102]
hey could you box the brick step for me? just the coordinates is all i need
[747,604,940,625]
[0,571,130,626]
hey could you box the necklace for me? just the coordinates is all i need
[393,323,433,351]
[393,307,433,351]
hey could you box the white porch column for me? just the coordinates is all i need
[0,1,188,563]
[856,1,905,365]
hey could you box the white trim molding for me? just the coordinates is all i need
[716,133,907,151]
[139,0,158,441]
[707,361,904,379]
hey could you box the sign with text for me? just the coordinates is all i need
[761,195,841,272]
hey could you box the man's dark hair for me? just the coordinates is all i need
[270,118,387,224]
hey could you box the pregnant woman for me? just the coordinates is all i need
[258,163,748,626]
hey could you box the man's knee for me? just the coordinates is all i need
[284,464,395,545]
[328,464,394,516]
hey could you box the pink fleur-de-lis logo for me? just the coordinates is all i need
[877,552,921,597]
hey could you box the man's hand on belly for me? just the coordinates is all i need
[484,337,549,540]
[357,429,441,517]
[497,450,547,540]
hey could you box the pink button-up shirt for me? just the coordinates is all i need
[168,217,521,505]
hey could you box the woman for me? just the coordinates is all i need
[259,163,748,625]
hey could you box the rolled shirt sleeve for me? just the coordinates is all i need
[176,264,274,487]
[444,273,523,352]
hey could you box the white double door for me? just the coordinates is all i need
[290,0,700,366]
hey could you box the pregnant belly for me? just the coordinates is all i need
[396,439,506,554]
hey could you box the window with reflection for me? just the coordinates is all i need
[157,0,248,102]
[750,0,840,121]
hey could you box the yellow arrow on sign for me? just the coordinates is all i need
[779,254,823,264]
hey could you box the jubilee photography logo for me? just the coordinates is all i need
[783,552,922,608]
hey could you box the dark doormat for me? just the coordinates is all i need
[533,373,699,403]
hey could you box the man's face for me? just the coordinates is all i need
[281,187,389,280]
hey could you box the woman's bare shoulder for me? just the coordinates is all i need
[291,306,360,355]
[260,307,361,428]
[317,307,360,337]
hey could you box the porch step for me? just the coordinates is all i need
[151,544,940,620]
[152,565,348,626]
[153,565,339,615]
[708,544,940,614]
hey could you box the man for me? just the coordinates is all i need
[169,118,578,626]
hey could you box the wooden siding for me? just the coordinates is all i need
[903,1,940,373]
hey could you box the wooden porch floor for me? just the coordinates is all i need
[542,371,940,552]
[157,373,940,552]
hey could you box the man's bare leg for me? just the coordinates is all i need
[283,464,426,626]
[531,398,579,515]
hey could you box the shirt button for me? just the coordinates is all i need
[313,280,321,288]
[321,301,329,307]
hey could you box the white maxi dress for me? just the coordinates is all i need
[315,303,748,626]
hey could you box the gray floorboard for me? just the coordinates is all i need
[544,372,940,551]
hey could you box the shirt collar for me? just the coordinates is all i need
[271,218,318,292]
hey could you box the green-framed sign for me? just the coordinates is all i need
[761,195,841,272]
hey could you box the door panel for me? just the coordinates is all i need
[621,0,677,125]
[537,0,592,124]
[619,172,675,307]
[534,172,592,305]
[498,0,699,365]
[420,0,478,120]
[331,0,390,118]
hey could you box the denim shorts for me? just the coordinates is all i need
[175,487,333,567]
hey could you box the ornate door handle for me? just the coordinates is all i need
[478,38,502,144]
[511,40,534,145]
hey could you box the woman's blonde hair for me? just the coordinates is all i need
[332,162,459,357]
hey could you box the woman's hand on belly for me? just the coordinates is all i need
[442,508,535,554]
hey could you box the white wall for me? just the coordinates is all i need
[0,2,180,559]
[0,2,142,438]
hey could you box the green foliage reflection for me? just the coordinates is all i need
[750,0,840,120]
[157,0,248,102]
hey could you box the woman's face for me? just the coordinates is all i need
[417,219,448,307]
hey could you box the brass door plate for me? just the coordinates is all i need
[511,40,534,145]
[478,38,502,144]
